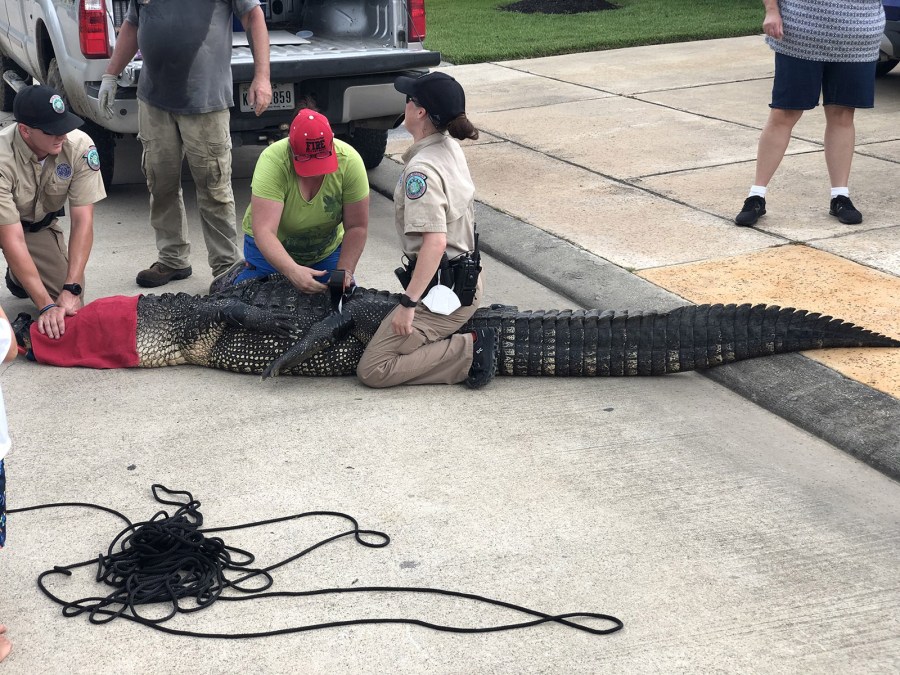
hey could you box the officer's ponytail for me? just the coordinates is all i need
[443,114,479,141]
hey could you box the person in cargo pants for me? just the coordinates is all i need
[99,0,272,289]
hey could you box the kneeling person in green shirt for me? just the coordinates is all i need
[223,109,369,293]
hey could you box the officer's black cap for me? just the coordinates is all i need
[13,85,84,135]
[394,72,466,128]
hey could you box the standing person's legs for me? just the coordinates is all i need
[0,458,6,549]
[822,59,875,188]
[179,109,241,277]
[136,101,192,285]
[821,59,875,225]
[753,107,805,187]
[735,53,818,226]
[0,459,8,661]
[6,225,70,301]
[823,105,855,188]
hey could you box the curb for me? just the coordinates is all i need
[368,159,900,482]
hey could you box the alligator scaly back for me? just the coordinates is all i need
[463,303,900,377]
[114,275,899,377]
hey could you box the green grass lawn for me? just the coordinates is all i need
[424,0,765,65]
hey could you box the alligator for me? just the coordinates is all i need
[13,272,900,378]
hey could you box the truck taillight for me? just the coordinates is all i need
[409,0,426,42]
[79,0,110,58]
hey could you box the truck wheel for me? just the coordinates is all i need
[340,129,388,170]
[0,55,27,113]
[46,58,115,189]
[82,121,116,191]
[876,58,899,77]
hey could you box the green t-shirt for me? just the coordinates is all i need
[242,137,369,265]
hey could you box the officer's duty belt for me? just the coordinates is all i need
[21,207,65,233]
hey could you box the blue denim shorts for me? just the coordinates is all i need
[234,235,342,286]
[771,52,877,110]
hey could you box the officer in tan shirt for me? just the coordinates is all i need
[358,73,497,389]
[0,85,106,338]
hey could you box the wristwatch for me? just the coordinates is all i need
[62,282,83,296]
[398,293,417,308]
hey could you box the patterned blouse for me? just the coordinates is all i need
[766,0,885,62]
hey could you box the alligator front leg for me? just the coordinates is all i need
[215,301,301,338]
[261,309,355,379]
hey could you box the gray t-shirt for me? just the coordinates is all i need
[765,0,885,63]
[125,0,259,114]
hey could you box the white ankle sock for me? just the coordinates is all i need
[748,185,767,198]
[831,187,849,198]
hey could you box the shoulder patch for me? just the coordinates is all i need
[55,163,73,179]
[84,146,101,171]
[405,171,427,200]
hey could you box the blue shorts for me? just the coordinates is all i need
[234,234,342,285]
[771,53,877,110]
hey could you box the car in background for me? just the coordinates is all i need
[880,0,900,75]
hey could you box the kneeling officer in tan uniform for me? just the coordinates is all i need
[0,85,106,339]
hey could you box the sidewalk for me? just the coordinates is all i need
[376,35,899,473]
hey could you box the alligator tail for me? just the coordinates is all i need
[464,303,900,376]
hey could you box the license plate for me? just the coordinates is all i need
[240,82,294,112]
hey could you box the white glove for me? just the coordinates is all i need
[98,73,118,119]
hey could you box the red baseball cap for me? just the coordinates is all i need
[289,109,338,177]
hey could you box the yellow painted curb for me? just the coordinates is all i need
[639,245,900,398]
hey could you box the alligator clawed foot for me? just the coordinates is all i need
[260,309,355,380]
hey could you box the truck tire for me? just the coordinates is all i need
[46,58,116,189]
[0,55,27,113]
[81,121,116,190]
[340,128,388,170]
[876,58,899,77]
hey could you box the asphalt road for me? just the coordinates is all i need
[1,163,899,673]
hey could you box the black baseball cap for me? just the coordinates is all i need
[14,85,84,135]
[394,72,466,127]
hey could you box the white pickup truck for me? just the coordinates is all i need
[0,0,440,187]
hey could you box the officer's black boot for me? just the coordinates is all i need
[464,327,498,389]
[5,269,28,299]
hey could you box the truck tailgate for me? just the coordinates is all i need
[232,38,441,80]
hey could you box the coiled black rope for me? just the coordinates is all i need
[9,485,623,638]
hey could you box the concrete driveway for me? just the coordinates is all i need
[0,36,898,674]
[384,35,899,475]
[407,36,900,398]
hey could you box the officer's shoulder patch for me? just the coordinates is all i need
[405,171,428,200]
[55,163,73,180]
[84,146,101,171]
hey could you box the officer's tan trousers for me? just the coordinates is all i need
[357,278,483,388]
[137,101,241,276]
[7,224,72,300]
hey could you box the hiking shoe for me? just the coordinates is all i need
[11,312,33,349]
[829,195,862,224]
[136,262,192,288]
[209,259,247,295]
[734,195,766,227]
[5,269,28,299]
[464,328,498,389]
